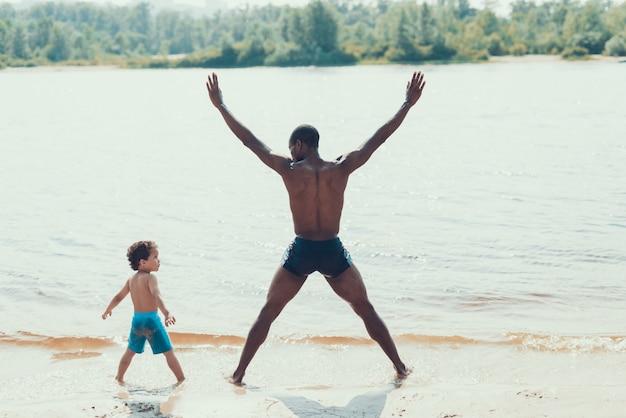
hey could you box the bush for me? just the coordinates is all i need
[571,31,607,55]
[561,45,589,60]
[384,44,425,63]
[604,35,626,56]
[264,43,308,66]
[430,36,456,60]
[487,33,506,56]
[509,43,527,56]
[536,32,562,55]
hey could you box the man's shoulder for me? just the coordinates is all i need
[289,159,345,174]
[322,157,350,174]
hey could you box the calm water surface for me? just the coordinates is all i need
[1,63,625,353]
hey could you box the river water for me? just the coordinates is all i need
[1,62,625,360]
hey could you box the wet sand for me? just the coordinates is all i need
[2,341,625,417]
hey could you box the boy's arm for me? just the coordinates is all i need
[102,280,130,319]
[339,71,426,174]
[205,72,291,175]
[147,275,176,327]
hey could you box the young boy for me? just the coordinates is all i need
[102,240,185,384]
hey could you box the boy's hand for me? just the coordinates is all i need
[102,310,112,320]
[164,314,176,327]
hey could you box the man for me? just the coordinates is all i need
[206,70,426,385]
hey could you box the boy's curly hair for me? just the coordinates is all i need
[126,240,157,271]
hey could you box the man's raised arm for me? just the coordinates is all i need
[340,71,426,173]
[206,72,285,170]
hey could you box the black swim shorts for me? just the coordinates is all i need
[281,237,353,278]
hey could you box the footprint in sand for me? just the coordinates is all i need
[517,389,545,399]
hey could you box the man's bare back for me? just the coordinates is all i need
[281,157,348,240]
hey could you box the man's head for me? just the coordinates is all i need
[289,124,319,160]
[127,240,158,271]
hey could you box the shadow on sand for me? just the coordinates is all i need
[110,383,182,418]
[269,383,401,418]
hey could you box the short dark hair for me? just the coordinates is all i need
[126,240,157,270]
[289,124,319,148]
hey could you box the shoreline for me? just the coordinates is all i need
[2,54,624,73]
[488,53,625,64]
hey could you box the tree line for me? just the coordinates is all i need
[0,0,625,69]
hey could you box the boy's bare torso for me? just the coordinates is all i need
[128,272,159,313]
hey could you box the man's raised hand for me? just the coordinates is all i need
[405,71,426,107]
[206,72,224,108]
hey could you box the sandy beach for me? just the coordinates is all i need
[2,340,625,417]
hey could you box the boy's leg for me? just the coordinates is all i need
[116,348,136,383]
[163,350,185,383]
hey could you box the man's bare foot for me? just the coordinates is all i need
[396,365,412,380]
[228,374,244,386]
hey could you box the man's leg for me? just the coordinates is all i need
[325,265,410,379]
[230,268,306,385]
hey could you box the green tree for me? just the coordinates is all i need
[170,16,195,54]
[0,20,10,55]
[461,21,487,52]
[111,32,130,55]
[302,0,339,53]
[30,17,53,51]
[418,2,436,45]
[237,34,266,66]
[386,8,422,62]
[46,23,70,61]
[536,30,562,54]
[604,2,626,36]
[284,8,306,46]
[486,32,506,55]
[1,0,624,68]
[12,24,29,59]
[475,9,500,36]
[562,8,583,46]
[0,4,16,20]
[572,0,610,53]
[155,10,179,50]
[604,34,625,55]
[128,3,151,36]
[456,0,477,19]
